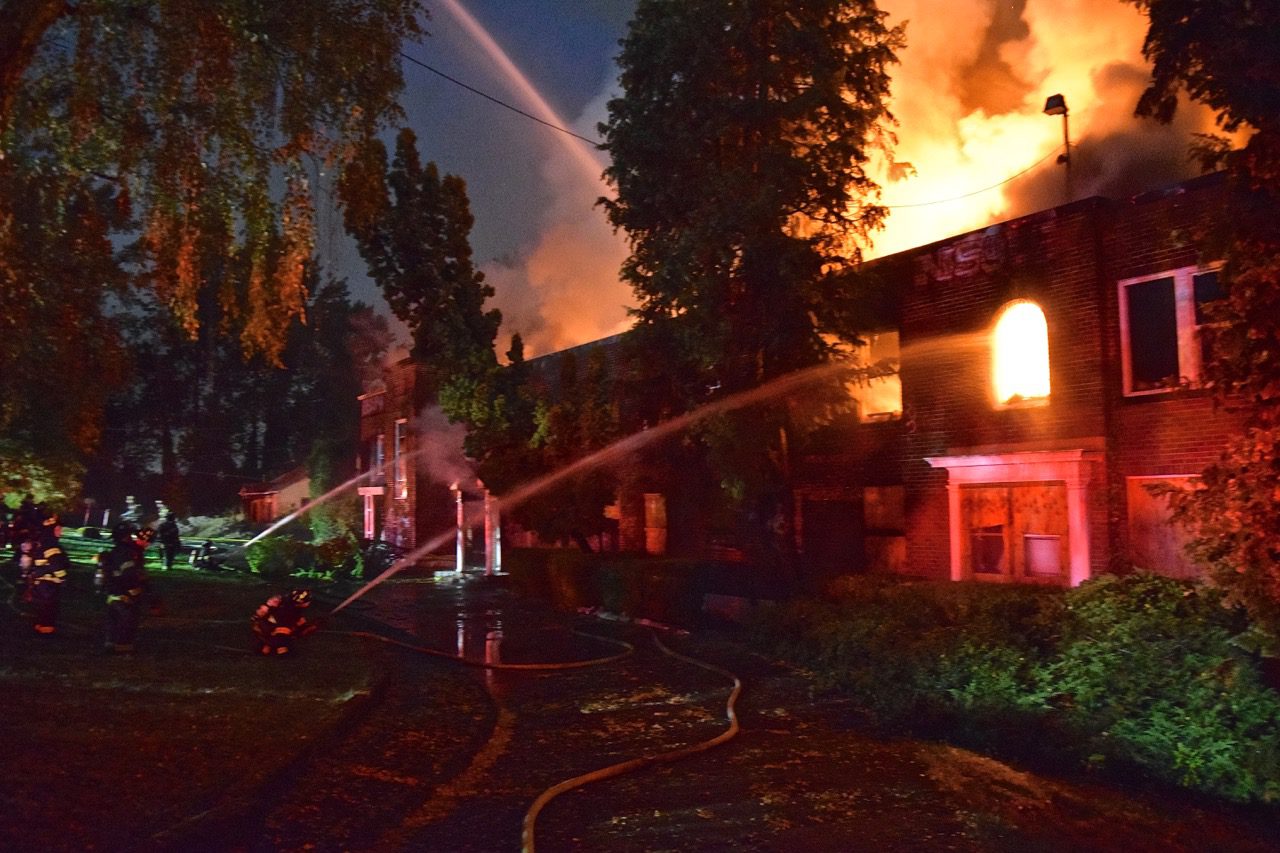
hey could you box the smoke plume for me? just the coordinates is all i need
[412,405,475,489]
[870,0,1227,257]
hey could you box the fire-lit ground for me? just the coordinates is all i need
[3,561,1279,852]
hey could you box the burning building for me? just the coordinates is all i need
[360,172,1243,587]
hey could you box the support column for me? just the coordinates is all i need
[483,488,495,577]
[452,483,464,575]
[1066,477,1092,587]
[946,481,965,582]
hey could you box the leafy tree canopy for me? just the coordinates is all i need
[1,0,424,362]
[600,0,902,551]
[342,127,500,386]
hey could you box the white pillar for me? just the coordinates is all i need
[1066,478,1092,587]
[453,484,464,575]
[494,504,502,575]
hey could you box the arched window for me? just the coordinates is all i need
[992,300,1050,405]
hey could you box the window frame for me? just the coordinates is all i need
[394,419,409,500]
[1118,264,1223,397]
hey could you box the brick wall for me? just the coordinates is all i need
[898,200,1112,578]
[1098,174,1246,568]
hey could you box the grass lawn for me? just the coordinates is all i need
[0,532,453,851]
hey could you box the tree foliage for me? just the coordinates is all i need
[440,339,622,551]
[84,269,388,517]
[1128,0,1280,643]
[342,127,500,386]
[600,0,902,550]
[1,0,423,362]
[0,159,128,495]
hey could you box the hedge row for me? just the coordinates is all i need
[749,573,1280,803]
[502,547,788,627]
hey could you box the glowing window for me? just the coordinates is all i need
[992,301,1050,405]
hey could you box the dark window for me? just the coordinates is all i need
[1193,271,1224,325]
[1126,276,1178,390]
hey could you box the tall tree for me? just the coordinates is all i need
[1128,0,1280,645]
[342,127,500,390]
[0,159,127,502]
[1,0,423,362]
[601,0,902,560]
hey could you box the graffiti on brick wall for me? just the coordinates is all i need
[914,225,1008,286]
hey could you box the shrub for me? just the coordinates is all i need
[750,572,1280,803]
[245,536,317,580]
[314,533,364,582]
[1028,574,1280,801]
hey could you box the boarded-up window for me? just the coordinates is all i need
[863,485,904,532]
[1126,477,1200,578]
[961,483,1069,582]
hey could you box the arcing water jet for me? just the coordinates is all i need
[330,359,857,614]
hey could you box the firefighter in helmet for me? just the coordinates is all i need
[99,521,149,653]
[30,511,69,635]
[252,588,318,656]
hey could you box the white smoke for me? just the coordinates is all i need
[483,82,634,358]
[411,405,475,489]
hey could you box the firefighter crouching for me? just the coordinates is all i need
[252,588,317,656]
[31,512,69,635]
[99,522,149,653]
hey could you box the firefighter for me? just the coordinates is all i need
[30,512,70,635]
[251,588,318,656]
[157,512,182,571]
[100,521,149,653]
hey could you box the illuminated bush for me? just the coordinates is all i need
[750,574,1280,802]
[245,536,316,580]
[1030,574,1280,801]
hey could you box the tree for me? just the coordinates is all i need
[1128,0,1280,645]
[440,339,623,552]
[0,159,127,502]
[342,127,500,391]
[600,0,902,559]
[1,0,424,362]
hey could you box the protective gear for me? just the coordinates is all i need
[100,536,148,652]
[190,540,224,571]
[251,589,317,656]
[30,528,69,634]
[135,527,156,548]
[157,514,182,571]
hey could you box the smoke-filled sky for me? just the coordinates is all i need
[317,0,1228,359]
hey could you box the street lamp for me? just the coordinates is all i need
[1043,93,1072,202]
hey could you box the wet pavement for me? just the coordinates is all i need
[230,571,1280,853]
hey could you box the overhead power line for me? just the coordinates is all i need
[882,144,1066,209]
[398,50,600,146]
[398,49,1065,211]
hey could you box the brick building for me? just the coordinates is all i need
[360,173,1245,584]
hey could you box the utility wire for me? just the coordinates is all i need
[398,44,1064,212]
[882,143,1066,209]
[398,50,600,146]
